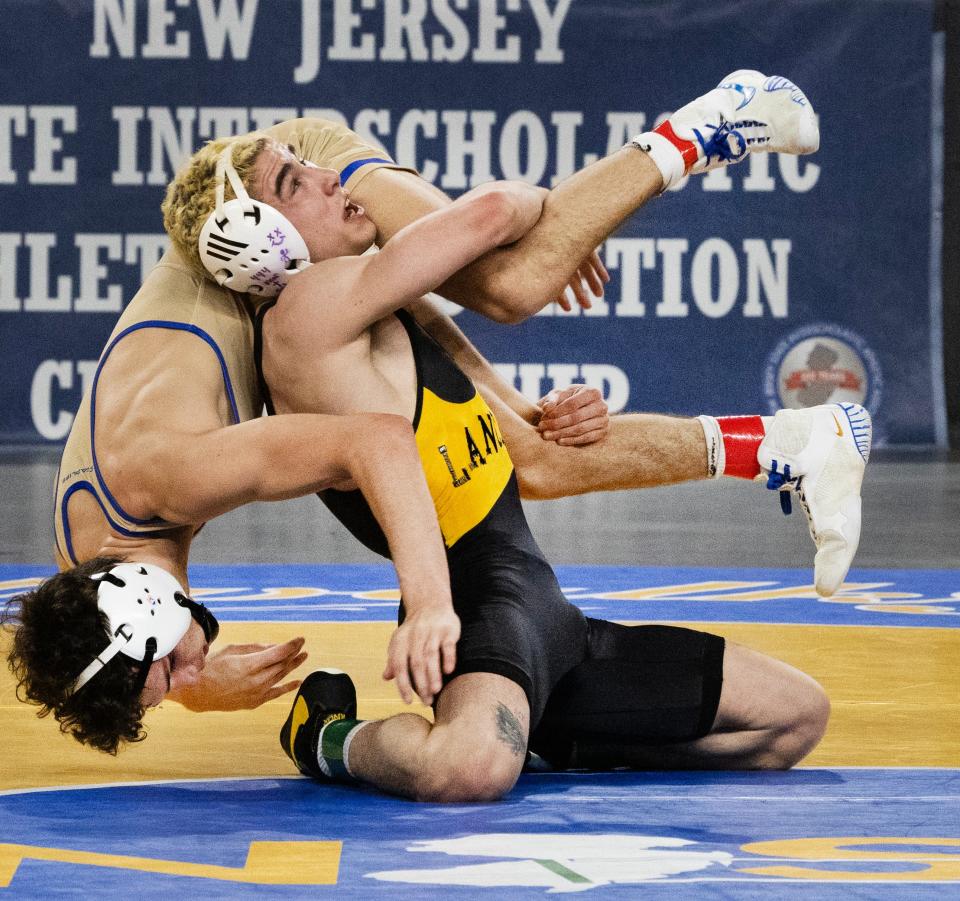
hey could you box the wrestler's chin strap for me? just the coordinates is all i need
[132,596,218,698]
[133,637,158,696]
[175,592,220,645]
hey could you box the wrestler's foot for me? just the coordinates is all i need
[280,669,357,779]
[632,69,819,189]
[758,403,872,598]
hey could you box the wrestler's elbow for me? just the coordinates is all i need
[462,188,528,251]
[454,265,543,325]
[349,412,415,446]
[482,297,533,326]
[341,414,418,474]
[514,456,559,501]
[274,116,328,134]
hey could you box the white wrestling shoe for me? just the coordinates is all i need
[633,69,820,189]
[757,403,872,598]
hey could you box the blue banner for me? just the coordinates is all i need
[0,0,945,445]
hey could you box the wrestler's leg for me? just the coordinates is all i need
[352,70,818,323]
[405,297,737,494]
[649,641,830,769]
[293,672,530,802]
[585,645,829,771]
[404,296,711,491]
[531,625,829,772]
[485,385,870,598]
[352,149,662,322]
[499,402,711,496]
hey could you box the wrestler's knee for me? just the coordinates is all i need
[413,737,523,802]
[775,676,830,767]
[756,675,830,770]
[511,443,559,501]
[719,643,831,770]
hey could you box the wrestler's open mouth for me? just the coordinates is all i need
[344,199,363,220]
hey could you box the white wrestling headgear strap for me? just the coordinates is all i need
[198,143,312,297]
[68,563,219,697]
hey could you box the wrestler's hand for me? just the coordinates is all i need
[383,607,460,707]
[538,385,610,446]
[555,249,610,312]
[169,638,308,712]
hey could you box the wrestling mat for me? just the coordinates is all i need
[1,563,957,898]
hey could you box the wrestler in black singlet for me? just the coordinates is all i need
[255,306,724,764]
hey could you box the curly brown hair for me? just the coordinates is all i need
[161,135,270,280]
[2,557,148,754]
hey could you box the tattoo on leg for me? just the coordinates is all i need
[495,702,526,756]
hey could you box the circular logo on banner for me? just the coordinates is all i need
[764,324,883,413]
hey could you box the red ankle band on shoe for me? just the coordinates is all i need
[654,120,699,170]
[717,415,765,479]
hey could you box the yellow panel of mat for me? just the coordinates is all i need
[1,621,957,791]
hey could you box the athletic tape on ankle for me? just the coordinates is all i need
[628,131,685,191]
[696,415,725,479]
[716,415,765,480]
[317,718,363,782]
[341,720,372,779]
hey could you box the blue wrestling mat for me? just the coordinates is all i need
[3,563,958,628]
[1,769,958,897]
[3,563,957,899]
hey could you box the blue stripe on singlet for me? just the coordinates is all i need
[88,320,241,528]
[59,481,166,566]
[339,157,395,185]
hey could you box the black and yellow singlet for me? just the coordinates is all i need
[321,310,538,558]
[254,306,589,724]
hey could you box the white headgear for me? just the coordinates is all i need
[69,563,217,696]
[198,143,312,297]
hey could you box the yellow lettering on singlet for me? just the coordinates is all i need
[415,387,513,547]
[0,841,341,887]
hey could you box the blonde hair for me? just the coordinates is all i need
[161,135,270,279]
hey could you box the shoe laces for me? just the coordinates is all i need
[765,459,798,515]
[694,118,749,165]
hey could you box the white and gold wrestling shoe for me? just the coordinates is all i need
[758,403,872,598]
[632,69,820,189]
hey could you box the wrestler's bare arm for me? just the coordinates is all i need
[94,330,452,637]
[277,180,545,349]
